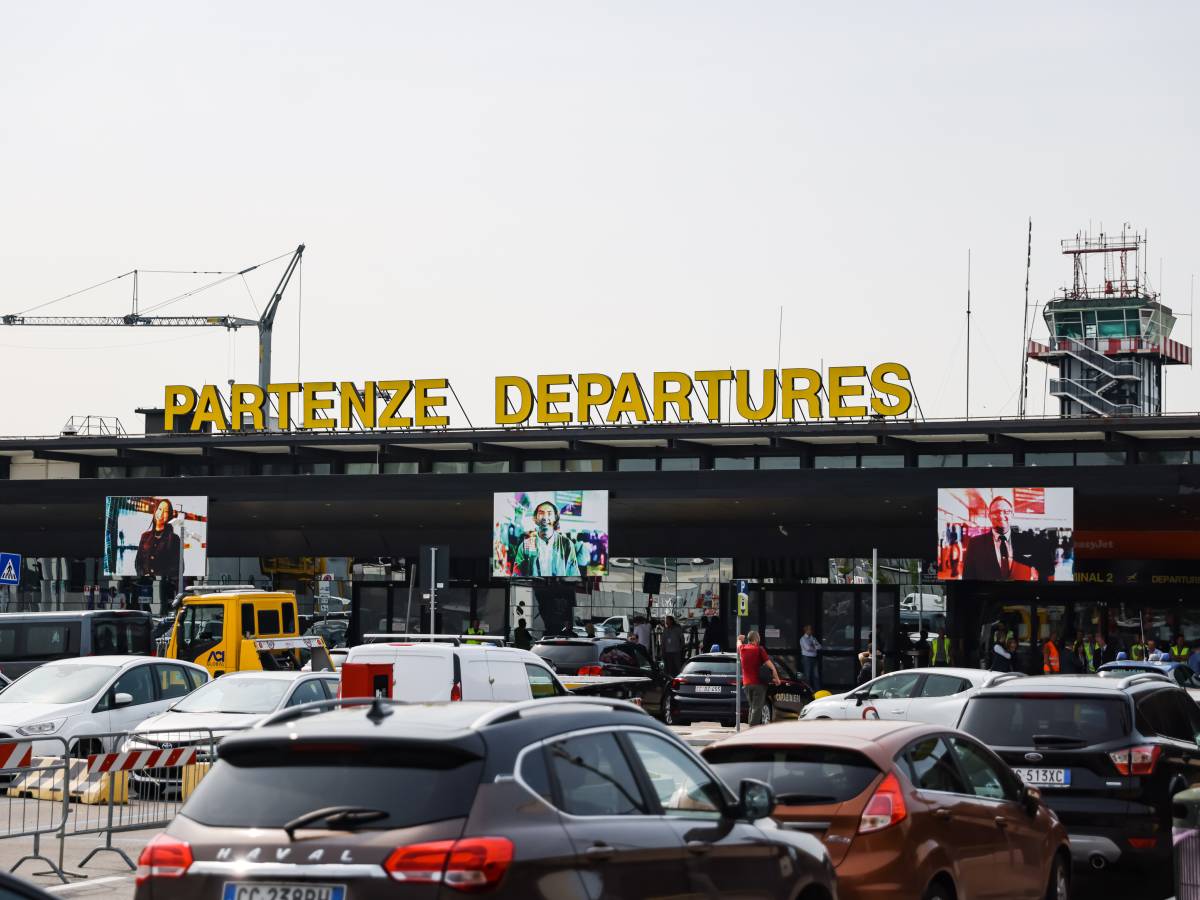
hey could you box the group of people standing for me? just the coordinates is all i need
[989,629,1200,675]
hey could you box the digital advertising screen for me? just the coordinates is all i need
[936,487,1074,582]
[103,495,209,578]
[492,490,609,577]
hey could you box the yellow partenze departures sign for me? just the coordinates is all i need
[164,364,912,431]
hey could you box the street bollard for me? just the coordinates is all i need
[1174,786,1200,900]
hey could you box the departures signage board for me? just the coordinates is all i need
[164,364,913,432]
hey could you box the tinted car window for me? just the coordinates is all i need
[1137,691,1196,742]
[705,745,880,804]
[682,658,737,677]
[627,732,724,818]
[109,665,156,707]
[627,644,655,672]
[26,624,75,659]
[903,737,969,794]
[286,679,327,708]
[920,675,971,698]
[0,627,15,656]
[184,747,483,829]
[960,695,1131,745]
[532,643,597,671]
[949,737,1019,802]
[257,610,282,636]
[599,645,638,668]
[867,672,922,701]
[518,746,555,804]
[526,664,559,699]
[93,619,151,655]
[155,664,192,701]
[547,733,647,816]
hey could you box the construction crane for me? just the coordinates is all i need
[2,244,304,390]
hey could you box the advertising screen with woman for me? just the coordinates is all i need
[492,490,608,577]
[103,495,209,578]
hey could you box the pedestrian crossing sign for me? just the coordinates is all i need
[0,553,21,586]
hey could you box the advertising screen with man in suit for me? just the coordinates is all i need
[936,487,1074,582]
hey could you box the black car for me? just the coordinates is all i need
[957,672,1200,887]
[134,696,838,900]
[665,652,814,727]
[532,638,669,715]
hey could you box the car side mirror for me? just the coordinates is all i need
[1022,785,1042,817]
[735,778,776,820]
[113,692,134,707]
[854,694,865,706]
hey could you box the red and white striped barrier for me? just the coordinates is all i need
[0,742,33,770]
[86,747,198,774]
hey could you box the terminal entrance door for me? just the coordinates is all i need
[349,582,430,645]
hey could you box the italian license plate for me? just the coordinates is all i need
[775,694,802,703]
[1013,767,1070,788]
[694,685,723,693]
[222,883,346,900]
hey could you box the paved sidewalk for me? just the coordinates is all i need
[0,828,149,899]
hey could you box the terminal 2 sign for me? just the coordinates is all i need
[164,364,913,432]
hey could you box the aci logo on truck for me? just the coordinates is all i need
[0,553,21,586]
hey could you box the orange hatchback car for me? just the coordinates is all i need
[703,720,1071,900]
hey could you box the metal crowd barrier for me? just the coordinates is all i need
[61,727,238,872]
[0,737,72,883]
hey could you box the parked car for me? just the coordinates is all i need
[126,670,341,794]
[532,637,668,715]
[703,719,1071,900]
[304,617,348,648]
[0,610,154,678]
[664,651,813,726]
[957,672,1200,886]
[135,696,838,900]
[799,666,1023,724]
[341,639,569,702]
[0,656,207,755]
[1098,658,1200,702]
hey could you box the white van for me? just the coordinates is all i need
[339,636,567,702]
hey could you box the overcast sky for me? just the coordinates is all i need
[2,1,1197,435]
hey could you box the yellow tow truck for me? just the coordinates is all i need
[165,585,332,677]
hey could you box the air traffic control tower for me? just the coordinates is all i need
[1027,228,1191,416]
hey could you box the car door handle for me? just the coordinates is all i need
[994,816,1008,830]
[586,843,615,862]
[934,808,951,820]
[686,841,711,856]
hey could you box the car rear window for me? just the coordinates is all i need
[183,747,482,829]
[532,643,597,670]
[960,695,1131,746]
[704,745,880,804]
[682,659,737,677]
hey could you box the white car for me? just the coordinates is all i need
[125,671,340,791]
[798,667,1023,725]
[0,656,208,756]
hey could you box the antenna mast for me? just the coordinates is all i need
[965,249,972,418]
[1018,219,1033,417]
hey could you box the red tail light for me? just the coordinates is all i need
[671,678,683,689]
[449,682,463,702]
[1109,745,1161,776]
[858,772,907,833]
[1128,836,1158,849]
[384,837,513,891]
[578,665,604,676]
[136,833,193,885]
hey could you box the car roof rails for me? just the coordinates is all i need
[257,696,408,729]
[1118,672,1174,689]
[362,633,507,647]
[470,696,648,729]
[985,672,1026,686]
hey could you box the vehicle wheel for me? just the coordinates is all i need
[761,702,774,724]
[1044,852,1069,900]
[662,703,676,726]
[922,879,954,900]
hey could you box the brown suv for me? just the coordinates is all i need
[703,720,1071,900]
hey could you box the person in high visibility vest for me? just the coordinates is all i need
[930,628,952,666]
[466,619,483,645]
[1171,635,1189,661]
[1081,635,1099,673]
[1130,640,1147,661]
[1043,632,1061,674]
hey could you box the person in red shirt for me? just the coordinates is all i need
[739,630,781,726]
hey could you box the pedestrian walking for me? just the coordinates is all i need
[800,624,822,690]
[990,637,1018,672]
[738,630,780,726]
[661,615,684,677]
[1042,631,1061,674]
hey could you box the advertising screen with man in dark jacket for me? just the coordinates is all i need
[936,487,1073,582]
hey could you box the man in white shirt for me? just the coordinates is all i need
[800,624,822,689]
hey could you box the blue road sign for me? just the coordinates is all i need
[0,553,21,586]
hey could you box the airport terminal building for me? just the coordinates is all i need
[1,409,1198,690]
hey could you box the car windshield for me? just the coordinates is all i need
[682,658,737,676]
[172,677,291,714]
[532,643,597,670]
[183,745,483,829]
[0,664,118,705]
[960,695,1131,746]
[705,745,880,804]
